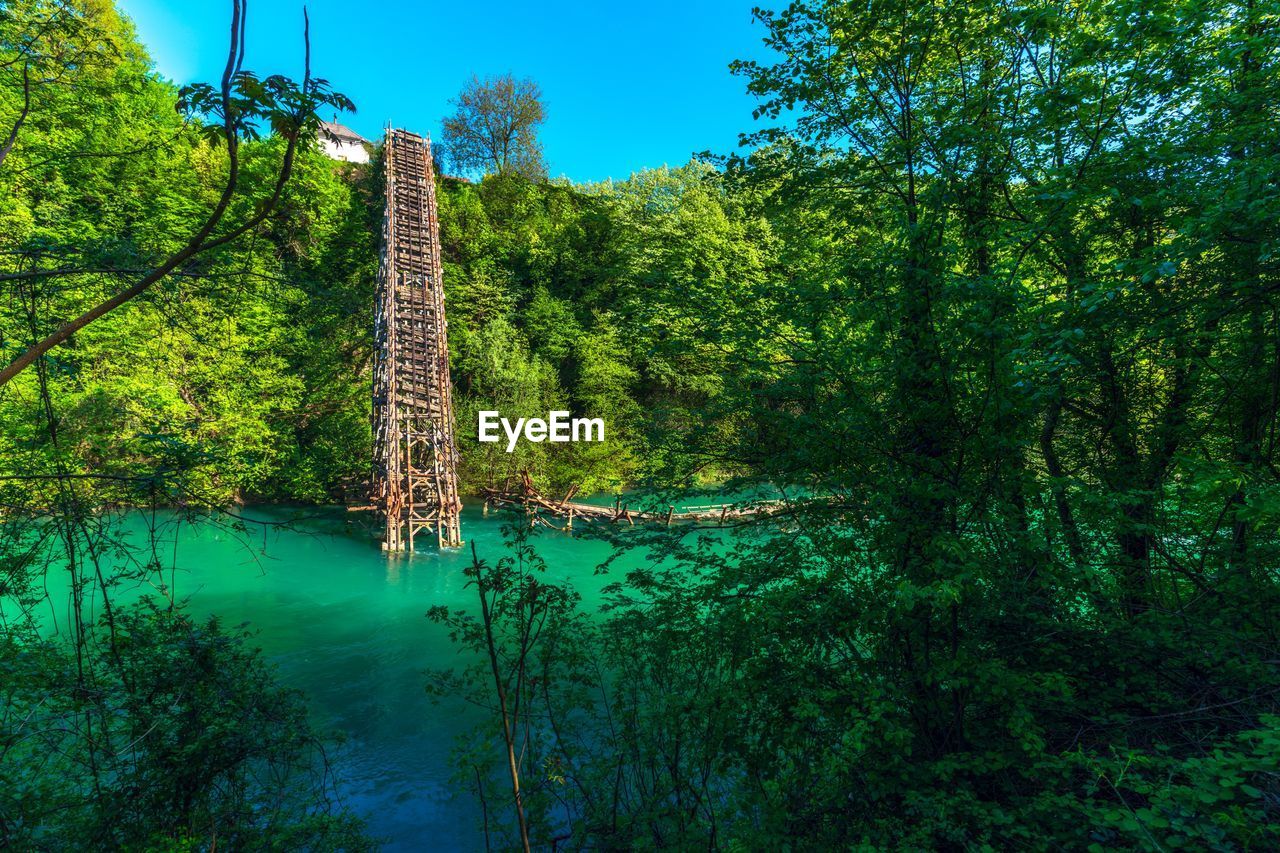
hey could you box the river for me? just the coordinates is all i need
[16,502,692,850]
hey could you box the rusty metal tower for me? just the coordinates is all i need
[372,128,462,550]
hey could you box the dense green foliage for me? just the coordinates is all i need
[1,600,372,849]
[0,0,378,504]
[0,2,764,503]
[439,164,771,493]
[433,0,1280,848]
[4,0,1280,849]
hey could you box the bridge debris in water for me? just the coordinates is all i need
[371,129,462,550]
[481,472,786,530]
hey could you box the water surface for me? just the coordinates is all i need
[18,504,661,850]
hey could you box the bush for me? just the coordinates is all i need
[0,600,374,850]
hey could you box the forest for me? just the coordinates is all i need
[1,0,1278,849]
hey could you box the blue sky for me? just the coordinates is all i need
[117,0,776,182]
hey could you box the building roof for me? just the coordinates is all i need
[319,119,369,145]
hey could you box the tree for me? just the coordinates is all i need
[441,73,546,179]
[0,0,352,389]
[434,0,1280,847]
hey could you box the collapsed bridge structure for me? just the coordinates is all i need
[371,128,462,550]
[482,472,789,530]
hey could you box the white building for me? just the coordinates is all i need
[318,119,371,164]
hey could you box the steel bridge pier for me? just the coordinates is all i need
[372,128,462,550]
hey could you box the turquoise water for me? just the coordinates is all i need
[11,504,666,851]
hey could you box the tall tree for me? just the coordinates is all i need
[441,73,547,179]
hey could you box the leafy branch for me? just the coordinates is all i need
[0,0,353,389]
